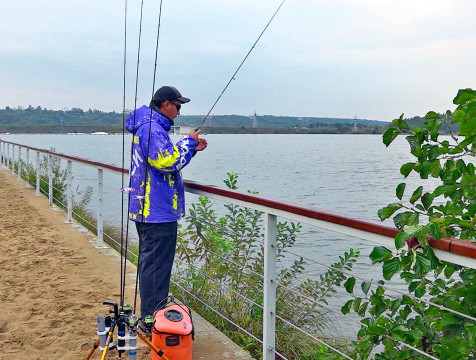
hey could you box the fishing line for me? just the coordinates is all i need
[120,0,145,308]
[120,0,128,308]
[133,0,165,315]
[195,0,287,130]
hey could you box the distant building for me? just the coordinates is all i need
[352,116,358,133]
[171,125,193,135]
[251,111,258,128]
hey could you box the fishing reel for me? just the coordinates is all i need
[86,301,167,360]
[139,314,155,339]
[95,301,139,360]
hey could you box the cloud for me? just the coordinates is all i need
[1,0,475,119]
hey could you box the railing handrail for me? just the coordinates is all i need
[0,140,126,173]
[2,139,476,263]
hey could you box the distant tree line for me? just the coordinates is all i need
[0,106,123,127]
[0,106,454,134]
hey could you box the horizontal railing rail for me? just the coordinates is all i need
[2,139,476,360]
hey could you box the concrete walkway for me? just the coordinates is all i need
[0,168,253,360]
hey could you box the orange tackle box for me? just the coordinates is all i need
[152,302,194,360]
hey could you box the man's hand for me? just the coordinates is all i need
[195,138,208,151]
[187,129,201,142]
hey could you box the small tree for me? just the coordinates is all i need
[342,89,476,359]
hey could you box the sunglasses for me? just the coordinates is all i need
[169,101,181,111]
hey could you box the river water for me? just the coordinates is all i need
[2,133,420,219]
[1,133,437,338]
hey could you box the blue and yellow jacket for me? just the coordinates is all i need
[126,105,197,223]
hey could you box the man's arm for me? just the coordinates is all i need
[142,128,197,173]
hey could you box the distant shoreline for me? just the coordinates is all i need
[0,125,385,135]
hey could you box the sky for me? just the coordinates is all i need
[1,0,476,121]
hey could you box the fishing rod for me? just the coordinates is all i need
[195,0,287,131]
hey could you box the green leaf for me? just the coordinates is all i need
[390,299,402,315]
[430,121,442,141]
[361,281,371,295]
[396,183,406,200]
[407,213,420,226]
[400,163,415,177]
[353,297,362,312]
[393,211,413,229]
[453,88,476,105]
[406,135,422,156]
[404,225,422,236]
[423,246,440,269]
[420,161,433,179]
[428,146,440,160]
[368,325,386,335]
[383,127,400,146]
[344,277,356,293]
[430,160,442,178]
[369,246,392,264]
[395,232,410,249]
[415,286,426,298]
[428,223,441,240]
[383,258,403,280]
[382,337,394,349]
[414,252,431,276]
[341,300,353,314]
[408,280,419,293]
[409,186,423,204]
[434,185,454,197]
[378,203,403,221]
[406,329,424,342]
[441,313,462,327]
[444,264,456,278]
[391,117,410,130]
[358,301,369,316]
[421,192,434,210]
[425,111,441,120]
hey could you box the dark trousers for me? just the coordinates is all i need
[135,221,177,318]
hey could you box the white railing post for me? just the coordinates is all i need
[11,145,15,174]
[263,213,277,360]
[25,149,30,186]
[8,144,11,170]
[1,142,5,168]
[18,146,22,180]
[97,168,104,245]
[67,160,73,221]
[48,155,53,206]
[36,152,40,195]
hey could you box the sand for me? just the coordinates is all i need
[0,169,153,360]
[0,168,254,360]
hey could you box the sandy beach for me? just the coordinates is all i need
[0,169,155,359]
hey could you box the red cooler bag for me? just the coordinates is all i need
[152,303,194,360]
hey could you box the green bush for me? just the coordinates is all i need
[173,173,358,359]
[342,89,476,359]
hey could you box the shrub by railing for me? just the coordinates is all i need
[174,173,358,359]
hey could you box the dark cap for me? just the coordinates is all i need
[151,86,190,104]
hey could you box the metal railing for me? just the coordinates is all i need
[2,139,476,360]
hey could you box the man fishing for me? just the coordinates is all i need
[126,85,207,318]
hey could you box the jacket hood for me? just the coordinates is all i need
[125,105,171,133]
